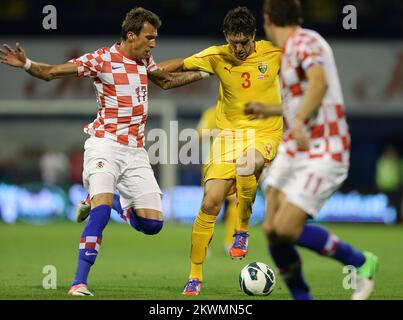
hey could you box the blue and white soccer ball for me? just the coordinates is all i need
[239,262,276,296]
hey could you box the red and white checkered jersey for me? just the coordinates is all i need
[281,28,350,164]
[70,43,158,147]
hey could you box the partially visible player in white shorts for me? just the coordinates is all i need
[243,0,379,301]
[260,144,348,217]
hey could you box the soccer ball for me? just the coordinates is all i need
[239,262,276,296]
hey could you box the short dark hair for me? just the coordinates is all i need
[263,0,303,27]
[223,6,256,37]
[121,7,161,40]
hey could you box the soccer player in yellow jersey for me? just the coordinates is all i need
[197,106,238,254]
[160,7,283,295]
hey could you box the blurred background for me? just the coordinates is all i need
[0,0,402,225]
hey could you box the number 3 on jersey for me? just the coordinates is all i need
[241,72,251,88]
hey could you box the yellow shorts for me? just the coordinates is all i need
[202,129,281,195]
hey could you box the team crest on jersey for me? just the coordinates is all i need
[263,144,273,157]
[258,62,268,74]
[96,161,105,169]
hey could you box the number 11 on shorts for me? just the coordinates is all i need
[304,173,323,196]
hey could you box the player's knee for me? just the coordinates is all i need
[262,222,275,239]
[267,229,281,244]
[137,216,164,235]
[236,151,264,176]
[253,155,265,173]
[271,224,296,244]
[91,193,114,207]
[235,158,255,176]
[268,230,292,245]
[201,197,222,215]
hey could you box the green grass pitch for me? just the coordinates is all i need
[0,221,402,300]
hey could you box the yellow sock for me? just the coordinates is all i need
[235,175,258,232]
[189,210,217,281]
[224,196,238,248]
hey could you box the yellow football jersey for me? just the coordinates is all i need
[197,106,217,137]
[184,40,283,135]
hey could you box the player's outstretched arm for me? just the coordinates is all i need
[244,102,282,118]
[0,43,77,81]
[148,67,209,90]
[157,58,185,73]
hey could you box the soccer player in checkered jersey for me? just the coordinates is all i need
[0,8,210,296]
[245,0,379,300]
